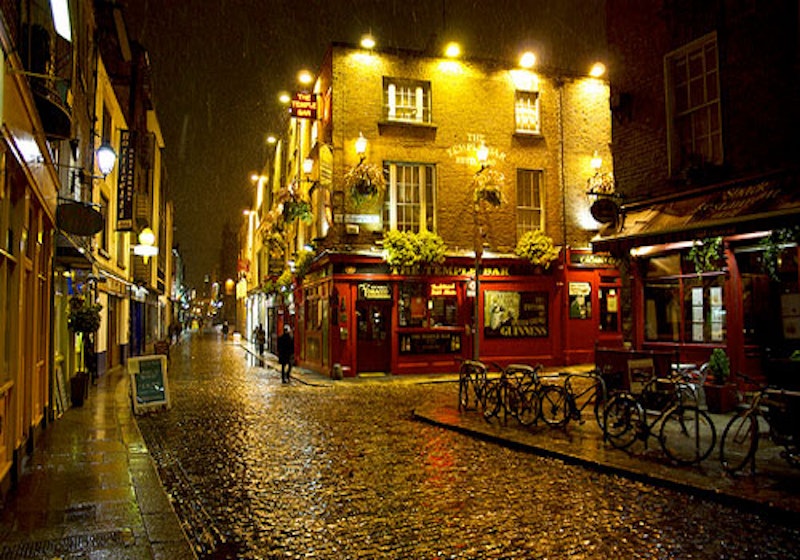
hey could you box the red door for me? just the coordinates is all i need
[356,301,392,374]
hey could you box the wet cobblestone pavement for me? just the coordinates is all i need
[138,332,800,559]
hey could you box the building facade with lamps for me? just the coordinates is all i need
[247,42,618,377]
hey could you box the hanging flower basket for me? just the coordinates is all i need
[688,237,724,274]
[471,168,505,207]
[283,198,312,223]
[263,230,286,260]
[67,295,102,334]
[344,163,386,205]
[515,230,560,269]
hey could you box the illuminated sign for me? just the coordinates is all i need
[116,130,136,231]
[358,283,392,300]
[290,92,317,119]
[431,283,457,296]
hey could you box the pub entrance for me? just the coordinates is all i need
[356,300,392,374]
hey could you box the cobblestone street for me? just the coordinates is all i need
[138,333,800,559]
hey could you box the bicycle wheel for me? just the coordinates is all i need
[539,385,569,427]
[514,387,541,426]
[660,406,717,465]
[720,410,759,474]
[603,394,642,449]
[592,393,608,431]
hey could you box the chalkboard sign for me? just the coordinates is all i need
[129,355,171,414]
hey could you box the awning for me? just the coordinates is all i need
[591,171,800,253]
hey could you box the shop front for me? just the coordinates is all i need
[296,252,619,378]
[593,171,800,388]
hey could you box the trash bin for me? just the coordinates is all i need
[332,363,343,380]
[70,371,89,407]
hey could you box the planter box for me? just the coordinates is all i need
[70,371,90,407]
[704,382,738,414]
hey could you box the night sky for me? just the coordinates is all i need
[123,0,605,289]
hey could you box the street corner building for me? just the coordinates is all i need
[240,41,622,378]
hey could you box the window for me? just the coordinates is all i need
[383,163,436,232]
[643,253,726,343]
[398,282,459,328]
[515,90,541,134]
[383,78,431,124]
[666,33,722,174]
[516,169,544,238]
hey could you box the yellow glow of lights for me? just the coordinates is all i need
[267,135,277,144]
[303,158,314,175]
[519,51,537,69]
[278,92,291,104]
[355,132,368,156]
[591,150,603,171]
[360,34,376,49]
[476,142,489,164]
[297,70,314,85]
[444,42,461,58]
[589,62,606,78]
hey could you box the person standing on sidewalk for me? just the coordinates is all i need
[278,325,294,383]
[256,324,266,356]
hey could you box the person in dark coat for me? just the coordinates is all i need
[255,324,266,355]
[277,325,294,383]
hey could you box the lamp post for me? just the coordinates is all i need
[473,142,490,360]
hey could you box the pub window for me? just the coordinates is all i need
[398,282,427,327]
[516,169,544,239]
[383,162,436,232]
[643,253,726,343]
[383,78,431,124]
[665,32,722,176]
[515,90,541,134]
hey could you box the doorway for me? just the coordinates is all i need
[356,301,392,374]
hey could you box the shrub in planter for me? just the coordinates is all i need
[344,163,386,206]
[382,230,447,269]
[514,230,560,269]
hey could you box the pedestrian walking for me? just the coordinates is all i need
[277,325,294,383]
[256,324,266,355]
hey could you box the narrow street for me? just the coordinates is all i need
[138,332,800,559]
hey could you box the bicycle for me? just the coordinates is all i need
[719,374,800,474]
[603,374,717,465]
[538,369,609,429]
[457,359,491,412]
[483,363,541,426]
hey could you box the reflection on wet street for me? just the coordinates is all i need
[138,332,800,559]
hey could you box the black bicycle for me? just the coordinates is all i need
[603,374,717,465]
[483,363,541,426]
[539,369,609,429]
[719,374,800,474]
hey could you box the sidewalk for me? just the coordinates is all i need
[245,342,800,518]
[0,362,196,559]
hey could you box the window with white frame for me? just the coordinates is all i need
[383,78,431,124]
[666,33,722,175]
[516,169,544,238]
[383,162,436,232]
[515,90,541,134]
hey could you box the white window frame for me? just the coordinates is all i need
[665,32,723,176]
[384,78,431,124]
[516,168,544,238]
[384,162,436,232]
[515,90,541,135]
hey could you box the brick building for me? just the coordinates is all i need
[595,1,800,388]
[247,42,617,377]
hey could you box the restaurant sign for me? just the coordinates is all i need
[290,92,317,119]
[358,283,392,300]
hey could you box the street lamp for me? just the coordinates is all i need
[133,227,158,264]
[473,144,490,360]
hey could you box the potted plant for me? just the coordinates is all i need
[471,168,505,207]
[67,294,102,406]
[704,348,737,413]
[344,163,386,205]
[514,230,561,270]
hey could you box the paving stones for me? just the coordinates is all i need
[138,335,800,559]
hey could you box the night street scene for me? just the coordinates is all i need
[2,0,800,558]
